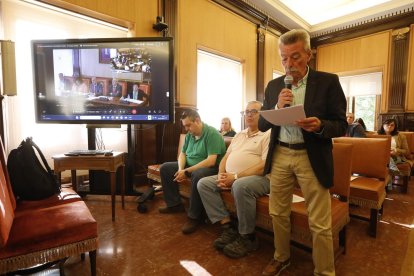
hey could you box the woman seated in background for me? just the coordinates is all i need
[354,117,367,132]
[219,117,236,137]
[71,77,88,94]
[345,113,366,137]
[377,118,410,175]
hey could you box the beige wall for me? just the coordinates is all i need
[42,0,273,108]
[177,0,257,106]
[407,24,414,112]
[264,32,283,87]
[44,0,158,36]
[316,31,392,112]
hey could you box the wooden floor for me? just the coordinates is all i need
[27,179,414,275]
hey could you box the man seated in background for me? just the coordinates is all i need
[109,78,122,97]
[198,101,270,258]
[345,112,366,137]
[125,83,148,103]
[159,110,227,234]
[89,77,103,96]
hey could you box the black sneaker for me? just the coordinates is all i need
[223,234,259,258]
[213,226,239,250]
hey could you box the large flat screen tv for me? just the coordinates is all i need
[31,37,174,124]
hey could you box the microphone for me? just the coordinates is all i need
[283,75,293,108]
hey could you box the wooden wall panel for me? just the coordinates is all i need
[317,31,390,73]
[44,0,158,36]
[407,24,414,112]
[316,31,391,113]
[177,0,257,106]
[264,32,283,87]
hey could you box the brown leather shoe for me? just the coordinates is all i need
[262,258,290,276]
[182,218,201,234]
[158,204,185,214]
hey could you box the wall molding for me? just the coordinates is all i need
[211,0,288,35]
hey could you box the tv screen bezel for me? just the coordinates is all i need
[31,36,174,125]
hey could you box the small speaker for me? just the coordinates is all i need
[0,40,17,96]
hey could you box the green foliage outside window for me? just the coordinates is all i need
[354,95,376,131]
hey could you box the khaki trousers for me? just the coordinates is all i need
[269,145,335,276]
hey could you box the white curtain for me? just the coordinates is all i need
[339,72,382,97]
[1,0,128,167]
[197,50,243,132]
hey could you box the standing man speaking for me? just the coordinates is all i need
[259,29,347,276]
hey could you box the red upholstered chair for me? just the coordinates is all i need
[0,137,98,275]
[139,84,150,95]
[96,77,110,95]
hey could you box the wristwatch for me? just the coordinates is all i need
[184,170,191,178]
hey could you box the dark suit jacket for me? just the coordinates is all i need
[127,89,147,101]
[90,82,103,96]
[110,83,122,97]
[346,123,366,137]
[258,68,347,188]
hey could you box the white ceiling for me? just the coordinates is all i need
[249,0,414,36]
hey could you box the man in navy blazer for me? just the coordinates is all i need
[260,29,347,276]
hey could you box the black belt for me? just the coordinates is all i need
[277,140,306,150]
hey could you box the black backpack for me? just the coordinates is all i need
[7,137,61,200]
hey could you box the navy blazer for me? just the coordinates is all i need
[258,68,347,188]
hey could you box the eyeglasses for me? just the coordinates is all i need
[242,109,259,116]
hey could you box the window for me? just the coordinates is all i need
[197,50,243,132]
[340,72,382,131]
[1,0,128,164]
[272,70,283,79]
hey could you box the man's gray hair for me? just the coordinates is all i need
[279,29,311,52]
[246,100,263,109]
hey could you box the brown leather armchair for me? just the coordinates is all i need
[333,137,390,237]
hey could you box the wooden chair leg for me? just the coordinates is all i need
[369,209,378,237]
[89,250,97,276]
[402,175,408,193]
[339,226,347,254]
[59,259,65,276]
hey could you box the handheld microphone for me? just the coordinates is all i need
[283,75,293,107]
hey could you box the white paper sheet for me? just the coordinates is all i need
[292,194,305,203]
[265,193,305,203]
[260,105,306,126]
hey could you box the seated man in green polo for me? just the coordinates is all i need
[159,110,226,234]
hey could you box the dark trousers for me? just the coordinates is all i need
[159,161,218,220]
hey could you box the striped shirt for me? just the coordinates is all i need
[278,67,309,144]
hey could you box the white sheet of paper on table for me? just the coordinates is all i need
[259,104,306,126]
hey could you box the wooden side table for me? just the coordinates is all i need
[53,152,125,221]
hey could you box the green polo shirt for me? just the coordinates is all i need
[182,123,226,167]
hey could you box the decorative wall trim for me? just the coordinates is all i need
[211,0,288,35]
[388,28,409,111]
[256,27,266,102]
[311,8,414,46]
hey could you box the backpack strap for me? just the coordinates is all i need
[26,138,53,174]
[26,137,61,191]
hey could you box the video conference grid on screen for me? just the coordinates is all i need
[32,37,174,124]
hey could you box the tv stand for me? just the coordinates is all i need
[86,124,135,195]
